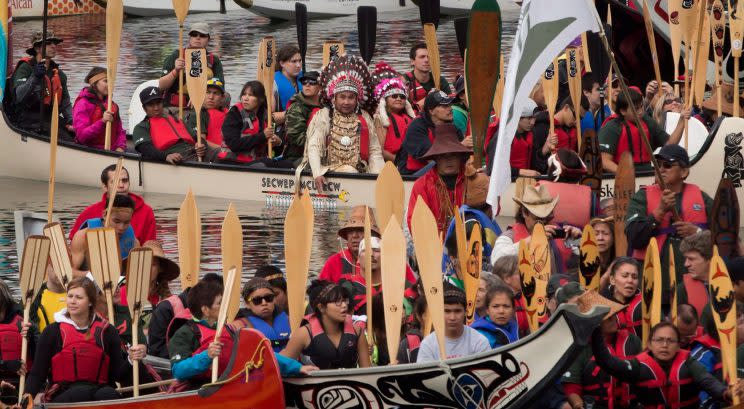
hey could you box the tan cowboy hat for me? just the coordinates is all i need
[576,289,627,320]
[702,82,743,116]
[338,205,381,239]
[141,240,180,282]
[512,184,559,219]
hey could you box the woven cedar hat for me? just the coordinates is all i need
[320,54,374,112]
[420,123,473,160]
[576,289,627,319]
[141,240,180,282]
[338,205,381,239]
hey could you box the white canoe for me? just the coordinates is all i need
[92,0,242,17]
[11,0,104,20]
[233,0,520,20]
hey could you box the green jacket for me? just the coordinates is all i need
[452,103,469,135]
[161,49,224,105]
[283,93,322,163]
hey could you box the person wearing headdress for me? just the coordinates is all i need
[371,62,415,162]
[304,55,384,189]
[72,67,126,152]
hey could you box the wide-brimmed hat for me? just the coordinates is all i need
[702,82,743,116]
[576,289,627,319]
[26,31,63,55]
[420,123,473,161]
[512,184,559,219]
[338,205,381,239]
[142,240,180,282]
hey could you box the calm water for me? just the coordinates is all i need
[1,9,520,296]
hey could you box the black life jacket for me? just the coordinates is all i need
[302,314,359,370]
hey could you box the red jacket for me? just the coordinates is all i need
[70,192,156,244]
[319,248,418,288]
[406,167,466,234]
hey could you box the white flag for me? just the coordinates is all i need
[487,0,602,208]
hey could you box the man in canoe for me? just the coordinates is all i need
[10,31,74,139]
[305,55,383,188]
[186,78,227,151]
[319,205,380,283]
[158,22,224,112]
[69,164,157,244]
[404,43,451,113]
[580,73,612,133]
[282,71,322,167]
[676,231,712,318]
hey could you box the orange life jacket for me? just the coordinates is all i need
[205,107,227,146]
[149,115,195,151]
[383,111,412,155]
[616,292,643,336]
[602,114,653,164]
[17,57,62,106]
[50,319,111,385]
[682,274,708,320]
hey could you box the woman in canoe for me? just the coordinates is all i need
[72,67,126,152]
[471,284,519,349]
[219,81,280,164]
[590,216,615,273]
[236,277,291,353]
[24,277,136,403]
[281,280,371,370]
[371,62,415,162]
[600,257,642,336]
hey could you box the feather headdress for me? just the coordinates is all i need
[371,61,414,126]
[320,54,374,112]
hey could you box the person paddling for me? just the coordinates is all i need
[186,78,227,151]
[72,67,126,152]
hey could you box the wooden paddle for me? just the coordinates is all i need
[668,243,678,325]
[679,0,698,105]
[711,178,740,258]
[581,31,592,74]
[641,0,662,96]
[86,227,120,324]
[258,37,276,158]
[411,196,446,360]
[711,0,725,116]
[357,6,376,65]
[172,0,191,121]
[46,97,59,223]
[464,223,482,325]
[375,161,404,232]
[17,235,51,400]
[284,190,314,333]
[465,0,501,166]
[729,0,744,117]
[567,48,582,150]
[668,0,682,96]
[422,23,440,90]
[43,222,73,288]
[492,54,505,118]
[692,13,710,109]
[710,247,739,403]
[177,188,201,290]
[104,0,123,150]
[542,58,560,142]
[363,206,373,346]
[529,223,551,327]
[579,224,601,291]
[125,247,153,397]
[104,157,124,228]
[221,203,243,322]
[184,47,208,161]
[295,2,307,72]
[517,240,533,331]
[453,206,468,282]
[641,237,662,349]
[579,129,602,202]
[381,215,405,364]
[211,266,237,383]
[322,41,344,67]
[613,152,635,257]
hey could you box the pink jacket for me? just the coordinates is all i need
[72,87,126,151]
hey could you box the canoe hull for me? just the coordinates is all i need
[122,0,242,17]
[11,0,104,19]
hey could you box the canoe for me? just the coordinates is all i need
[91,0,242,17]
[11,0,104,20]
[283,303,606,408]
[13,210,54,263]
[40,328,284,409]
[233,0,521,20]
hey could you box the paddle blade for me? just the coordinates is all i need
[411,196,446,360]
[43,222,73,288]
[86,228,121,289]
[711,178,740,258]
[221,203,243,322]
[374,161,404,232]
[641,237,662,349]
[105,0,123,98]
[517,240,537,333]
[322,41,344,67]
[528,223,550,330]
[184,48,208,113]
[381,216,406,364]
[464,223,482,325]
[177,188,201,290]
[709,249,738,387]
[126,247,153,317]
[213,266,237,382]
[19,235,51,304]
[357,6,377,65]
[172,0,191,23]
[453,207,468,281]
[614,152,635,257]
[285,192,314,333]
[454,16,469,60]
[579,225,601,291]
[423,24,440,89]
[295,2,308,71]
[259,37,277,128]
[585,29,611,87]
[418,0,439,28]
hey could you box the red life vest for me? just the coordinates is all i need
[217,103,264,163]
[513,294,530,336]
[682,274,708,320]
[616,293,643,336]
[554,119,578,152]
[406,127,434,171]
[583,330,635,408]
[50,319,111,385]
[383,112,412,155]
[405,71,429,109]
[510,132,534,170]
[188,321,235,380]
[602,114,652,164]
[0,315,22,363]
[165,306,193,351]
[635,349,699,409]
[632,184,708,259]
[17,57,62,106]
[206,108,227,146]
[149,115,195,151]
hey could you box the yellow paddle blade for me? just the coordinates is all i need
[669,243,678,325]
[213,266,237,383]
[19,236,51,305]
[126,247,153,317]
[105,0,123,97]
[530,223,551,282]
[363,206,373,344]
[184,48,209,113]
[453,206,468,281]
[411,196,446,360]
[322,41,345,67]
[172,0,191,23]
[375,161,404,231]
[710,247,738,390]
[641,237,662,349]
[221,203,244,323]
[464,223,482,325]
[43,222,73,288]
[381,216,406,364]
[177,188,201,290]
[423,23,440,89]
[579,225,601,291]
[542,58,560,136]
[525,223,550,332]
[86,227,120,321]
[285,191,314,333]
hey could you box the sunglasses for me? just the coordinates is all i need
[300,80,318,85]
[663,98,682,105]
[390,94,407,100]
[190,33,209,38]
[250,294,275,305]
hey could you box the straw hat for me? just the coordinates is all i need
[512,184,559,219]
[702,82,743,116]
[338,205,380,239]
[576,289,627,320]
[142,240,180,282]
[420,123,473,161]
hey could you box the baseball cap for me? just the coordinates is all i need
[520,98,538,117]
[453,75,465,96]
[140,86,163,105]
[654,144,690,168]
[206,78,225,93]
[189,22,210,36]
[555,282,585,305]
[424,90,454,112]
[299,71,320,85]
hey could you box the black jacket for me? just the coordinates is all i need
[147,290,189,359]
[396,115,462,174]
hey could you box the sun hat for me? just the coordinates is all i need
[420,123,473,161]
[512,184,559,219]
[141,240,180,282]
[338,205,381,239]
[27,30,63,55]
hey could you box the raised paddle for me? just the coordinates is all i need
[295,2,307,72]
[711,0,725,116]
[668,243,678,325]
[258,37,276,158]
[17,235,51,400]
[581,31,592,74]
[613,151,635,257]
[567,48,582,150]
[711,178,740,258]
[641,237,662,349]
[453,16,468,60]
[453,206,468,282]
[375,161,404,232]
[710,247,739,403]
[363,206,374,346]
[284,190,314,333]
[729,0,744,116]
[46,97,59,223]
[492,54,505,118]
[221,203,243,322]
[322,41,344,68]
[104,0,123,150]
[357,6,376,65]
[43,222,73,288]
[464,223,482,325]
[542,58,560,144]
[516,240,532,330]
[37,0,49,134]
[422,23,440,90]
[692,12,710,108]
[418,0,439,29]
[668,0,682,96]
[579,224,601,291]
[529,223,551,329]
[104,157,124,228]
[411,196,446,360]
[211,266,237,383]
[381,216,406,365]
[172,0,191,121]
[125,247,153,397]
[86,227,120,325]
[177,188,201,290]
[184,47,208,162]
[641,0,663,96]
[678,0,697,105]
[465,0,500,166]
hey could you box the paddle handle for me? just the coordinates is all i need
[47,96,60,224]
[196,108,203,162]
[106,290,115,330]
[132,315,140,397]
[178,25,184,121]
[736,57,741,118]
[17,304,30,400]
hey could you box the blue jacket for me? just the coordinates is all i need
[244,309,291,353]
[471,316,519,349]
[274,70,302,111]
